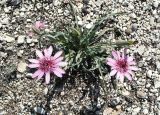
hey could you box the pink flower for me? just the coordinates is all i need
[28,46,67,84]
[27,31,34,37]
[34,21,46,30]
[106,49,138,82]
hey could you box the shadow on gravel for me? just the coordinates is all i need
[42,70,105,114]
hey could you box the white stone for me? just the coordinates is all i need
[143,108,148,114]
[17,50,24,57]
[77,16,82,21]
[44,87,48,95]
[137,45,145,55]
[146,83,151,88]
[152,10,157,15]
[129,4,134,10]
[147,70,152,78]
[0,111,7,115]
[26,19,32,22]
[1,18,9,24]
[154,80,160,88]
[156,61,160,72]
[150,88,158,93]
[17,35,25,44]
[20,12,25,17]
[17,73,22,78]
[30,43,35,46]
[36,3,42,9]
[17,61,27,73]
[20,7,26,12]
[0,52,7,58]
[54,0,60,6]
[58,9,63,14]
[153,1,159,8]
[85,23,93,29]
[20,103,25,110]
[150,17,155,25]
[78,21,83,26]
[133,107,141,114]
[157,96,160,101]
[60,91,65,96]
[0,0,6,5]
[32,39,38,43]
[4,8,10,13]
[69,101,74,106]
[130,13,137,19]
[0,23,2,28]
[122,90,130,96]
[26,38,32,44]
[0,34,15,42]
[103,107,113,115]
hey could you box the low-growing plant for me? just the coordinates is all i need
[29,2,137,90]
[44,17,135,80]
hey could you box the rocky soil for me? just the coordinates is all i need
[0,0,160,115]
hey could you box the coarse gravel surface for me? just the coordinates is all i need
[0,0,160,115]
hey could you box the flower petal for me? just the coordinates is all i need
[32,69,43,78]
[47,46,53,56]
[44,46,53,57]
[36,50,44,59]
[112,51,119,60]
[28,59,39,64]
[53,51,63,60]
[53,68,65,74]
[128,70,135,76]
[116,72,120,79]
[37,71,44,80]
[128,61,136,65]
[117,51,121,59]
[44,49,48,57]
[128,66,138,71]
[52,68,65,77]
[127,57,134,62]
[106,58,116,66]
[28,64,40,68]
[54,62,67,67]
[54,57,64,63]
[53,71,62,77]
[125,72,132,81]
[45,72,50,84]
[119,73,124,82]
[34,21,46,30]
[35,21,41,29]
[109,70,117,76]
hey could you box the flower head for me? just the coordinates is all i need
[28,46,67,84]
[34,21,46,30]
[27,31,34,37]
[106,49,138,82]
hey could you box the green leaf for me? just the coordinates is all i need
[112,40,138,46]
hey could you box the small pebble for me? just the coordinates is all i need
[17,61,27,73]
[17,35,25,44]
[85,23,93,29]
[34,107,46,115]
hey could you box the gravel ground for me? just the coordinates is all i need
[0,0,160,115]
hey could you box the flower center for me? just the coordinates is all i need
[117,59,128,72]
[39,58,54,72]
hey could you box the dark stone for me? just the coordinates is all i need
[108,97,121,107]
[6,0,22,6]
[82,7,89,15]
[83,0,89,5]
